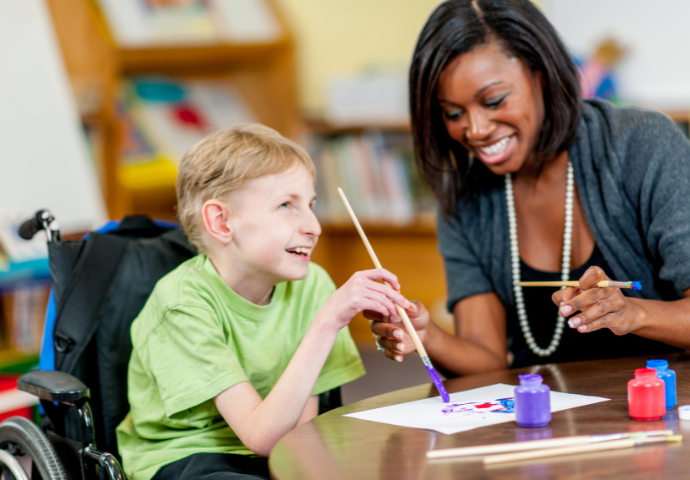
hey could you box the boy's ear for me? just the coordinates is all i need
[202,199,233,245]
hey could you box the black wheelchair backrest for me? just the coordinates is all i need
[46,216,197,456]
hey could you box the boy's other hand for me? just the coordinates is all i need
[319,268,410,332]
[366,300,430,362]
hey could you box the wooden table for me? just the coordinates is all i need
[270,353,690,480]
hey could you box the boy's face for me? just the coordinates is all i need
[227,162,321,285]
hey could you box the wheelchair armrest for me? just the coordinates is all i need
[18,370,90,404]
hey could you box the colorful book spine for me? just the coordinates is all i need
[311,132,431,224]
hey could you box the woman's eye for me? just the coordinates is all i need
[443,109,463,121]
[485,95,507,108]
[280,203,289,209]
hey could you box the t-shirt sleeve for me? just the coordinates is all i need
[437,208,494,312]
[145,305,248,418]
[308,266,365,396]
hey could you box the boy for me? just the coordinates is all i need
[115,124,411,480]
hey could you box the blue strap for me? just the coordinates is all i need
[39,290,56,371]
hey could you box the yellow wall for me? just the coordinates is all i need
[275,0,545,117]
[274,0,443,116]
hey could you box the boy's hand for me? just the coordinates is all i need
[318,268,411,332]
[366,300,430,362]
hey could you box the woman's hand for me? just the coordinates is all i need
[318,268,411,332]
[551,266,642,335]
[365,300,430,362]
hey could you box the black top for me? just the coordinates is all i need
[509,245,680,368]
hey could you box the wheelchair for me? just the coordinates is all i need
[0,210,342,480]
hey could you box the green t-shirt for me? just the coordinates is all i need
[115,255,365,480]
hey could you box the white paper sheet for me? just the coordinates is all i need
[344,383,609,435]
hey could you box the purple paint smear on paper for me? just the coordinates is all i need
[440,398,515,416]
[425,365,450,403]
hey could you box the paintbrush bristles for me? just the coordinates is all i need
[337,188,428,358]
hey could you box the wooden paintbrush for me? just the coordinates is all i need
[483,434,681,465]
[337,187,450,403]
[516,280,641,290]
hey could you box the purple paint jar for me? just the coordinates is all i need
[515,374,551,428]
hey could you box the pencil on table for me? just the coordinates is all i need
[516,280,641,291]
[336,188,451,403]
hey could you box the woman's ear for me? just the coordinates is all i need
[202,199,233,245]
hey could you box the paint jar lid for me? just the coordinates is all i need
[518,374,543,384]
[678,405,690,421]
[634,368,657,379]
[647,359,669,370]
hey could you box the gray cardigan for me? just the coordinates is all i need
[438,99,690,315]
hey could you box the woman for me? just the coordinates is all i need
[370,0,690,373]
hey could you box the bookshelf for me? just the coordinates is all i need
[45,0,300,221]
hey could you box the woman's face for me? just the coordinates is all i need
[437,41,545,175]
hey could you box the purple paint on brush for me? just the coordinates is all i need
[425,365,451,403]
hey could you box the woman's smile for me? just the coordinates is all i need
[472,134,515,165]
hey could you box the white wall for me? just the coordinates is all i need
[543,0,690,108]
[0,0,106,236]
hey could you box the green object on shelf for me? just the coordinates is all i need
[0,355,39,374]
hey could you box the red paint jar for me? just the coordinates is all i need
[628,368,665,421]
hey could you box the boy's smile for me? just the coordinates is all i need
[217,161,321,304]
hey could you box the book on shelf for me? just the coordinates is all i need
[96,0,281,47]
[310,132,434,225]
[117,76,256,190]
[1,282,49,355]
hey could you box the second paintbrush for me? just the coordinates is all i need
[516,280,641,291]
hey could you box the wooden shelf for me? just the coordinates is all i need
[119,40,292,74]
[320,218,436,236]
[305,118,410,135]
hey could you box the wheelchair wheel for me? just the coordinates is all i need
[0,417,67,480]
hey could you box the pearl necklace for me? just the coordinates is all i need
[505,161,574,357]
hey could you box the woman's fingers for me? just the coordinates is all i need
[579,266,609,289]
[568,296,626,332]
[552,286,579,307]
[371,320,405,340]
[556,266,611,316]
[560,285,610,316]
[376,335,406,354]
[549,266,637,336]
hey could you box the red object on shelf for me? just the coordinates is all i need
[0,375,36,422]
[628,368,665,421]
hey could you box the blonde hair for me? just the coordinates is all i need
[176,124,315,253]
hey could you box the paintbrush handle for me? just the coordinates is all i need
[483,437,670,465]
[427,436,592,459]
[427,429,675,459]
[517,281,636,289]
[337,188,428,358]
